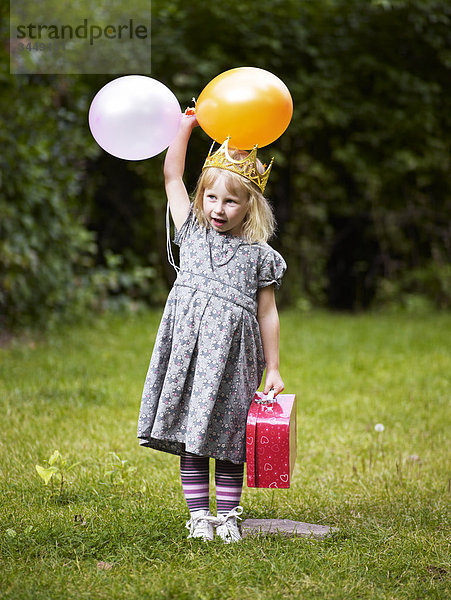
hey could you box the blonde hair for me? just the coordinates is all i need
[192,148,276,244]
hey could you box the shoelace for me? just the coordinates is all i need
[216,506,244,542]
[185,512,218,536]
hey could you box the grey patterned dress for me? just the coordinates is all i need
[137,207,286,464]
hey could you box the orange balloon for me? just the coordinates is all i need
[195,67,293,150]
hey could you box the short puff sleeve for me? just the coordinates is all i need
[258,247,287,290]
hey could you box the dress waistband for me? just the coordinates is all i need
[174,271,257,317]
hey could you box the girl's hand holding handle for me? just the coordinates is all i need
[263,369,284,397]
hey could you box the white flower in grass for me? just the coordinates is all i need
[374,423,385,432]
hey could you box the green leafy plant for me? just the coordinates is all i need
[101,452,137,487]
[35,450,80,496]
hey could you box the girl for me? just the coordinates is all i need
[137,113,286,543]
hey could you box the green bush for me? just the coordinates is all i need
[0,71,97,328]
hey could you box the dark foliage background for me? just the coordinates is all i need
[1,0,450,329]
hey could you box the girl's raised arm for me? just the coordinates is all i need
[164,114,198,231]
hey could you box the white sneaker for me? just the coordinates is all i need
[216,506,244,543]
[185,510,216,541]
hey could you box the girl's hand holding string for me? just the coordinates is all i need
[182,107,199,129]
[164,108,198,230]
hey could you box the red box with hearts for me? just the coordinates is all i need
[246,392,297,488]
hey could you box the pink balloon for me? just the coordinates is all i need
[88,75,182,160]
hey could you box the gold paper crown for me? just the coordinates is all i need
[202,138,274,194]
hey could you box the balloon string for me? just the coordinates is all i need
[166,202,180,274]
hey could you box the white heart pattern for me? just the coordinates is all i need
[246,436,253,445]
[264,463,273,471]
[280,474,289,483]
[260,436,269,444]
[269,482,278,488]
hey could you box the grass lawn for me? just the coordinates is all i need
[0,309,449,599]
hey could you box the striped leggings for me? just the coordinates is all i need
[180,451,244,515]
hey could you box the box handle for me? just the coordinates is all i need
[255,388,276,405]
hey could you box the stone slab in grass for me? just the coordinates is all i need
[241,519,337,540]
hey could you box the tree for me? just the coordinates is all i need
[1,0,450,329]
